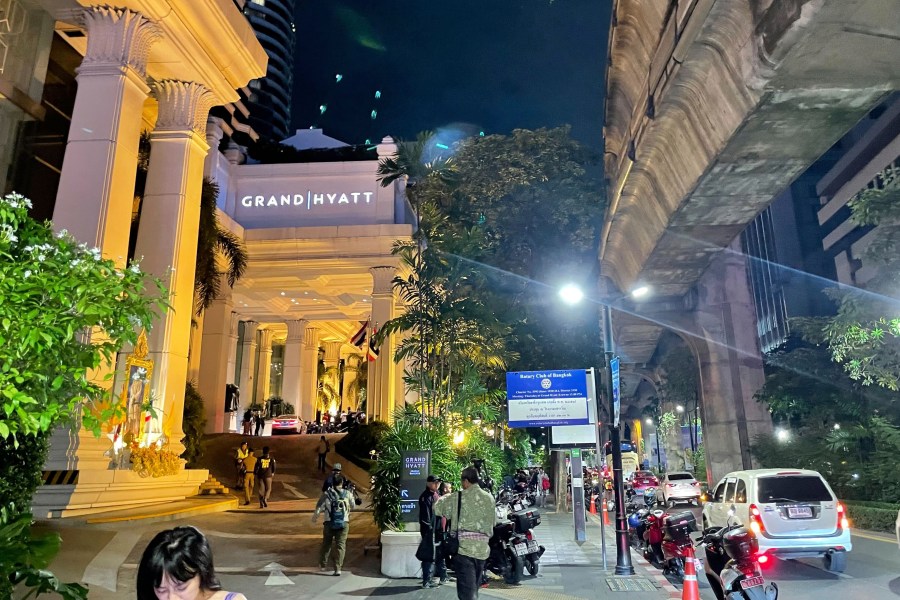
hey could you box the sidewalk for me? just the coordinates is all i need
[372,507,682,600]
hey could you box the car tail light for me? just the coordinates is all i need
[526,530,534,541]
[756,551,769,566]
[667,483,676,488]
[837,502,848,530]
[749,504,765,535]
[691,481,700,486]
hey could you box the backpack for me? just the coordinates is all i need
[541,476,550,491]
[327,489,347,529]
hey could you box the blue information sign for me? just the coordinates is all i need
[506,369,590,428]
[611,356,621,427]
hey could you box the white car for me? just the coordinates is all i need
[657,471,701,507]
[702,468,851,572]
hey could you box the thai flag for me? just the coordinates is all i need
[350,320,368,347]
[367,326,380,361]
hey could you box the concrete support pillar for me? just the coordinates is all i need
[226,313,240,386]
[238,321,259,408]
[693,240,772,483]
[134,80,214,456]
[282,320,306,417]
[370,266,397,422]
[322,341,343,413]
[197,287,234,433]
[53,6,160,264]
[299,325,320,421]
[255,328,273,406]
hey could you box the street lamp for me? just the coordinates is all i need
[562,281,649,576]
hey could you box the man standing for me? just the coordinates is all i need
[317,435,329,472]
[322,462,343,491]
[312,475,353,576]
[255,446,276,508]
[418,475,448,588]
[241,448,258,506]
[254,411,265,436]
[434,466,495,600]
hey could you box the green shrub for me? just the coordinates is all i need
[182,382,206,468]
[844,500,900,510]
[0,430,48,508]
[336,421,390,468]
[843,503,898,533]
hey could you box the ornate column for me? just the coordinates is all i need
[53,6,160,264]
[370,266,397,422]
[197,287,234,433]
[204,116,225,179]
[226,313,241,385]
[134,80,215,456]
[299,324,320,421]
[238,321,259,409]
[342,354,362,409]
[322,341,343,414]
[282,320,306,418]
[255,328,273,406]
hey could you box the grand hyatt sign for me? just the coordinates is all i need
[240,190,376,208]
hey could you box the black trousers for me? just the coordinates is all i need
[454,554,485,600]
[420,529,447,584]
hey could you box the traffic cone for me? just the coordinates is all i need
[681,545,701,600]
[589,495,597,514]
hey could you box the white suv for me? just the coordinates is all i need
[701,468,851,572]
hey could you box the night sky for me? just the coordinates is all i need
[291,1,611,150]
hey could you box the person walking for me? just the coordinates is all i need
[254,411,265,436]
[255,446,276,508]
[417,475,448,588]
[241,448,258,506]
[234,441,250,490]
[241,409,252,435]
[434,466,495,600]
[316,435,329,472]
[312,475,353,576]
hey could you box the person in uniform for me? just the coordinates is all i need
[434,466,496,600]
[417,475,448,588]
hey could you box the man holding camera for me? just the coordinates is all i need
[434,466,495,600]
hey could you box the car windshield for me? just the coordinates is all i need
[757,476,832,503]
[667,473,694,481]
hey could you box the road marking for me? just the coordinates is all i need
[282,481,309,499]
[82,530,141,591]
[852,530,896,544]
[261,562,295,586]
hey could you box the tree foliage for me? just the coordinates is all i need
[0,193,166,443]
[194,179,247,315]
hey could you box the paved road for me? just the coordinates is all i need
[643,503,900,599]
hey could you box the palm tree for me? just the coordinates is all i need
[193,178,247,314]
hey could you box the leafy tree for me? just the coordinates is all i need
[194,179,247,315]
[182,382,207,467]
[797,164,900,389]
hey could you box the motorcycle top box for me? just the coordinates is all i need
[665,510,697,542]
[723,527,759,564]
[511,508,541,532]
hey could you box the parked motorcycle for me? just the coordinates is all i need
[700,522,778,600]
[627,488,657,549]
[485,495,545,583]
[642,508,666,564]
[658,510,698,580]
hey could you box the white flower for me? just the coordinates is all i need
[129,264,141,274]
[23,270,31,278]
[56,229,69,239]
[37,254,46,262]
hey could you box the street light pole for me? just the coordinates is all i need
[601,301,634,576]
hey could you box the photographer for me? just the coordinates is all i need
[472,459,494,494]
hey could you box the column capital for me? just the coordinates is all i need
[370,266,396,295]
[229,312,240,337]
[242,320,260,341]
[323,341,342,366]
[285,319,308,342]
[153,80,216,137]
[206,117,225,149]
[258,328,273,350]
[303,325,319,348]
[76,6,161,78]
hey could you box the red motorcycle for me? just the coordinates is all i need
[659,510,698,580]
[642,509,666,564]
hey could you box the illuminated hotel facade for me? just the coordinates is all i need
[3,1,409,517]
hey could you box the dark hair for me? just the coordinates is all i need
[332,474,345,488]
[461,467,479,484]
[136,526,221,600]
[262,446,270,454]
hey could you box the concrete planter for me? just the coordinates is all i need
[380,529,422,578]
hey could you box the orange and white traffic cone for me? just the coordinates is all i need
[681,545,701,600]
[590,494,597,514]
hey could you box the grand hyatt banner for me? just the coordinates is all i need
[232,184,381,229]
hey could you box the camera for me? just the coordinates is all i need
[344,481,363,506]
[472,459,494,493]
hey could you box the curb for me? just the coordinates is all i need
[85,497,238,524]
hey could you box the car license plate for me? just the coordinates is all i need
[787,506,812,518]
[514,543,528,556]
[740,576,764,590]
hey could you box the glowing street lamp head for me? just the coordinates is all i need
[775,428,790,442]
[676,405,685,413]
[630,285,650,299]
[645,418,653,425]
[559,284,584,305]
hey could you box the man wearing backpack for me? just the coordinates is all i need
[312,475,353,576]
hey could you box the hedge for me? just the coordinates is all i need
[844,502,899,533]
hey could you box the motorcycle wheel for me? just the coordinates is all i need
[525,556,540,576]
[504,553,523,584]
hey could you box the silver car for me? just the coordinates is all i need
[658,471,701,507]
